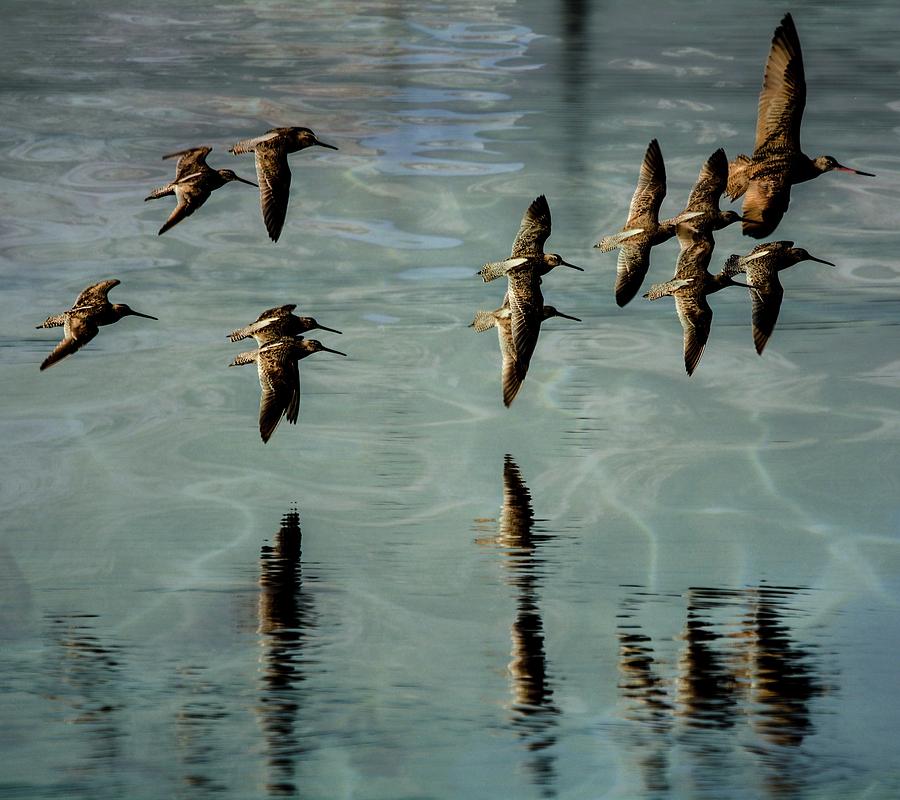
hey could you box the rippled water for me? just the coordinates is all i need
[1,1,899,798]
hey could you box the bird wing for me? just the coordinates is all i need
[626,138,667,227]
[614,244,652,307]
[497,316,524,408]
[673,228,714,281]
[755,12,805,153]
[505,269,543,374]
[40,313,99,370]
[257,348,300,443]
[684,149,728,213]
[747,272,784,354]
[163,146,213,181]
[157,183,210,235]
[740,169,792,239]
[255,146,292,242]
[511,195,551,257]
[72,279,120,308]
[675,292,712,376]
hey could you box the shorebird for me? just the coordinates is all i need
[644,227,746,375]
[145,146,257,235]
[229,336,346,443]
[595,139,703,307]
[722,240,835,354]
[470,295,579,407]
[228,304,342,344]
[677,148,743,238]
[478,195,582,374]
[229,127,339,242]
[36,279,157,371]
[726,13,874,238]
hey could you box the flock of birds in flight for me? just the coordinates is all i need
[36,13,874,437]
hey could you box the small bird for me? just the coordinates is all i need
[722,240,835,354]
[229,127,339,242]
[145,146,258,235]
[36,279,157,371]
[726,13,874,238]
[228,304,342,344]
[676,148,743,238]
[644,227,745,376]
[229,336,346,443]
[478,195,582,376]
[595,139,702,307]
[470,295,579,407]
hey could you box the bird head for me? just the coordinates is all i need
[217,169,258,187]
[813,156,874,177]
[543,253,583,271]
[294,127,339,151]
[788,248,836,267]
[114,304,158,321]
[303,339,347,357]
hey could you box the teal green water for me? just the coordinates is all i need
[1,2,899,798]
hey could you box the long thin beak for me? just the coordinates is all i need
[130,311,158,320]
[555,311,581,322]
[321,346,347,356]
[809,256,836,266]
[730,280,750,288]
[314,139,339,151]
[837,164,875,177]
[318,325,343,335]
[235,175,259,187]
[561,259,584,272]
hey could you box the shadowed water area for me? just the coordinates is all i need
[1,1,899,798]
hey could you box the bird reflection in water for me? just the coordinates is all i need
[256,506,317,797]
[476,455,560,796]
[616,585,829,798]
[44,613,127,789]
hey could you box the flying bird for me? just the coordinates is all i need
[229,127,339,242]
[228,304,342,344]
[726,13,874,238]
[145,146,257,235]
[36,279,157,371]
[722,240,835,353]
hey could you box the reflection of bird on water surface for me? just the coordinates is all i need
[257,507,317,797]
[477,455,560,795]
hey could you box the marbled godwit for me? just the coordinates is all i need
[228,304,342,344]
[470,295,579,407]
[726,13,874,238]
[722,240,834,354]
[478,195,582,373]
[644,227,745,376]
[145,146,257,235]
[229,127,338,242]
[36,279,157,371]
[229,336,346,443]
[595,139,702,307]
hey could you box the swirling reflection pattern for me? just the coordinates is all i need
[617,585,829,798]
[256,507,317,797]
[478,455,560,796]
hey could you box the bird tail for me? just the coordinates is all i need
[145,183,175,201]
[595,228,643,252]
[469,311,497,333]
[229,350,259,366]
[643,278,693,300]
[36,314,66,329]
[726,154,751,200]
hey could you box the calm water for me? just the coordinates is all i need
[1,1,899,798]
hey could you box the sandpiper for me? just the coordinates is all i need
[726,13,874,238]
[145,146,257,235]
[228,304,342,344]
[595,139,702,307]
[36,279,157,371]
[722,241,835,354]
[677,148,743,238]
[229,127,339,242]
[229,336,346,443]
[470,295,579,407]
[478,195,582,372]
[644,227,745,376]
